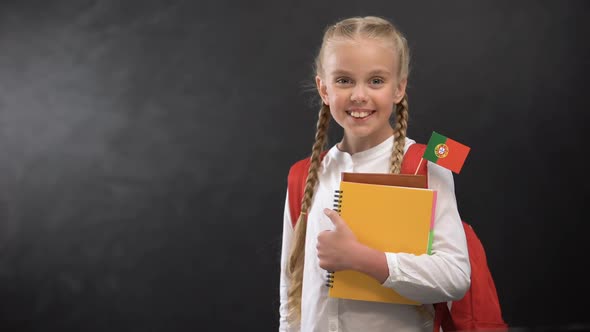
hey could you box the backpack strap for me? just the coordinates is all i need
[400,143,428,176]
[287,151,328,227]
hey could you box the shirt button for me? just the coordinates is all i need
[329,322,337,331]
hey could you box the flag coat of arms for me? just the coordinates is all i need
[423,131,471,174]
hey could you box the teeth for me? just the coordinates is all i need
[350,111,371,118]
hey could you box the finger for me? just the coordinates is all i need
[323,208,343,227]
[317,231,330,250]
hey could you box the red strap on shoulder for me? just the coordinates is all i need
[287,157,311,227]
[400,143,428,176]
[287,151,328,227]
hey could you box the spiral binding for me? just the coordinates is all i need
[325,270,334,288]
[333,189,343,214]
[326,189,344,288]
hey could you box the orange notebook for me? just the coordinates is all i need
[327,173,437,305]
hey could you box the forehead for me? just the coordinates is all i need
[322,38,398,76]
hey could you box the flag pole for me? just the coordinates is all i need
[414,158,424,175]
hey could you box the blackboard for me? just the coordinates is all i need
[0,1,588,330]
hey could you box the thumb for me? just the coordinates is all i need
[323,208,344,227]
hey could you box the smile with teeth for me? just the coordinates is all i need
[346,110,375,119]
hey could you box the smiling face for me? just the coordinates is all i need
[316,37,407,152]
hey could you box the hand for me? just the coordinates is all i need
[316,208,360,272]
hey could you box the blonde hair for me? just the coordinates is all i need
[285,16,411,323]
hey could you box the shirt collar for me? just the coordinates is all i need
[327,135,395,165]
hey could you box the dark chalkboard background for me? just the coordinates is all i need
[0,1,588,331]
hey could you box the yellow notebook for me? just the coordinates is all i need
[327,174,437,305]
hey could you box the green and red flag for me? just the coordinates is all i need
[423,131,471,174]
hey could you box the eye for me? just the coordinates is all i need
[370,77,385,85]
[335,77,353,85]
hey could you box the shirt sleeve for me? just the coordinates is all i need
[381,161,471,303]
[279,190,293,331]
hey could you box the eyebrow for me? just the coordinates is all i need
[330,69,392,77]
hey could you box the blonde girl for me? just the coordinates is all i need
[279,16,470,332]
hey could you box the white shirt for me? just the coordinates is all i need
[279,136,471,332]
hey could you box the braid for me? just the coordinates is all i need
[286,103,331,323]
[389,94,409,174]
[301,104,331,219]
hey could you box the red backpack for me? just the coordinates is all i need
[286,143,508,332]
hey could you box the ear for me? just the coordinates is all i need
[393,78,407,104]
[316,75,330,106]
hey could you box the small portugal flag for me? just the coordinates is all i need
[423,131,471,174]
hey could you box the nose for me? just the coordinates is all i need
[350,84,368,103]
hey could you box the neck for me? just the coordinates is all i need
[338,127,395,154]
